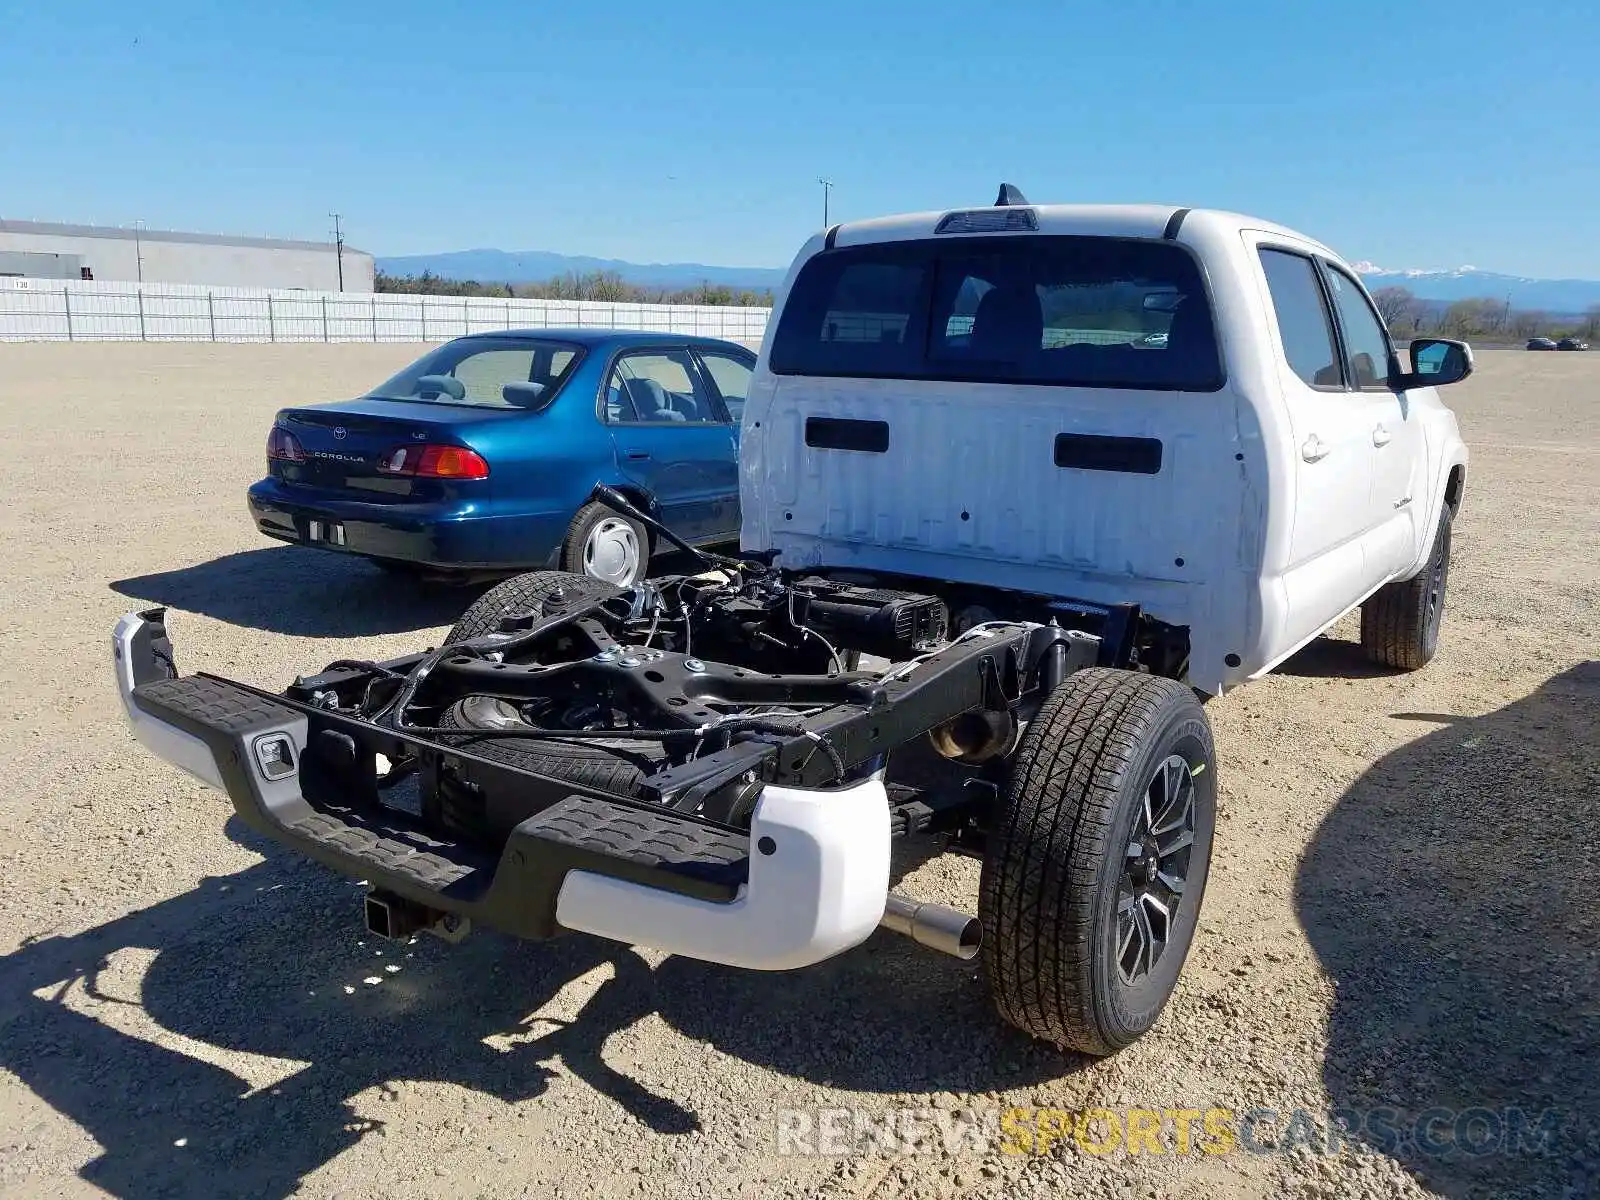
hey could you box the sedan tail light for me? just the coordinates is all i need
[267,425,306,462]
[378,444,490,480]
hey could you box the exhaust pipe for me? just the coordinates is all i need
[879,892,983,960]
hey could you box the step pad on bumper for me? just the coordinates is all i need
[287,808,489,893]
[136,675,301,737]
[530,795,748,890]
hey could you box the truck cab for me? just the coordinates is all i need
[739,193,1472,695]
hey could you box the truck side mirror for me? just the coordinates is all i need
[1399,338,1473,389]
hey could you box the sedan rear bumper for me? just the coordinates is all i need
[247,479,566,570]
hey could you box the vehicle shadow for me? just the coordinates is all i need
[1295,661,1600,1197]
[109,547,480,638]
[0,826,1063,1199]
[108,546,733,640]
[1275,634,1392,679]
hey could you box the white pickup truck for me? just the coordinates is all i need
[113,187,1469,1058]
[742,187,1471,694]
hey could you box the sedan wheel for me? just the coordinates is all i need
[583,516,643,586]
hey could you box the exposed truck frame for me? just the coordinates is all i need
[114,537,1135,973]
[113,188,1473,1057]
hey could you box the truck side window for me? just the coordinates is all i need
[1259,249,1343,391]
[1323,266,1395,390]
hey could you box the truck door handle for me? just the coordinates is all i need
[1301,435,1329,463]
[625,450,651,461]
[1372,424,1392,447]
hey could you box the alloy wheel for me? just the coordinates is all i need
[1116,753,1197,985]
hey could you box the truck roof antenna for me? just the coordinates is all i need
[994,183,1029,207]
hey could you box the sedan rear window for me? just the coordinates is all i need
[370,337,584,409]
[769,235,1224,391]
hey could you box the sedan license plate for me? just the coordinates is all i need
[307,519,347,547]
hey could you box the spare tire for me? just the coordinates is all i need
[441,568,659,788]
[427,571,659,838]
[427,682,661,842]
[434,696,658,796]
[446,569,621,646]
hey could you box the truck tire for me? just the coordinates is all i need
[446,570,619,646]
[979,668,1217,1056]
[560,501,651,588]
[1360,504,1452,671]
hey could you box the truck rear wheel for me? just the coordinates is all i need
[1360,505,1452,671]
[979,668,1216,1056]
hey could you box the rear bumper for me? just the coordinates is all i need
[112,609,892,971]
[246,479,566,570]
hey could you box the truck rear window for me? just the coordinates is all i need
[768,235,1224,391]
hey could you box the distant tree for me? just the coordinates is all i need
[1511,310,1549,339]
[587,270,633,303]
[1372,286,1418,329]
[1437,298,1500,338]
[377,269,773,308]
[690,281,736,306]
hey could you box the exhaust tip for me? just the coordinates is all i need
[880,892,984,960]
[953,917,983,960]
[928,709,1018,765]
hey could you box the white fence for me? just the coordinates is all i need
[0,277,772,344]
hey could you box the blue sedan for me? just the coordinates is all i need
[246,329,754,585]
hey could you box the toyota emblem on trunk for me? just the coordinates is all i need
[332,426,347,440]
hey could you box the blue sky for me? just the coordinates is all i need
[2,0,1596,277]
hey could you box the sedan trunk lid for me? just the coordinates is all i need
[271,398,520,501]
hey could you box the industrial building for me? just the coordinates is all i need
[0,218,375,292]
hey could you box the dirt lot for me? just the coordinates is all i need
[0,343,1595,1200]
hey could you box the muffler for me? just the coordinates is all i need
[879,892,983,960]
[927,708,1018,765]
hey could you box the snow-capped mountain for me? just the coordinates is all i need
[1352,264,1600,314]
[376,249,1600,314]
[376,249,787,293]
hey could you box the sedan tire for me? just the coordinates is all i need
[560,501,650,588]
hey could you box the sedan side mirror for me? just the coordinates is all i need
[1398,338,1474,389]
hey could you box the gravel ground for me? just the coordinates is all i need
[0,343,1595,1200]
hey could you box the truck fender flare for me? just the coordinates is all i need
[1407,458,1466,581]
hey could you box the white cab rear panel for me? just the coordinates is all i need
[746,375,1235,591]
